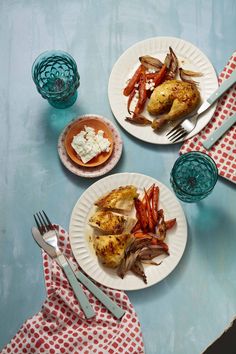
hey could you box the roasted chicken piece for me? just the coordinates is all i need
[95,185,138,212]
[89,210,136,235]
[93,234,132,268]
[147,80,200,130]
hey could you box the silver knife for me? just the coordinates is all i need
[32,227,125,319]
[202,113,236,150]
[195,70,236,118]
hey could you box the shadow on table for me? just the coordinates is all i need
[41,102,89,138]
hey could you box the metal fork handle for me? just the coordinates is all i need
[57,254,96,319]
[208,70,236,105]
[66,259,125,319]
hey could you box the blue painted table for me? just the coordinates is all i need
[0,1,235,353]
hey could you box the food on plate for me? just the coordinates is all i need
[148,80,200,130]
[179,68,203,85]
[95,185,138,211]
[71,125,111,164]
[89,183,177,283]
[123,47,202,131]
[117,237,167,284]
[125,112,152,126]
[93,233,132,268]
[89,210,136,235]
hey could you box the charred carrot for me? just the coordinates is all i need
[142,184,154,205]
[151,238,158,245]
[144,189,155,232]
[134,198,148,231]
[123,65,143,96]
[152,186,159,225]
[153,64,167,87]
[165,218,176,230]
[134,72,147,115]
[145,72,157,80]
[134,231,151,239]
[131,221,141,233]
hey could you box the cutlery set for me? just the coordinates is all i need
[32,211,125,320]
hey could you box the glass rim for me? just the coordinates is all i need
[171,151,218,196]
[31,50,79,95]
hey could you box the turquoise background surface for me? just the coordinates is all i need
[0,1,236,353]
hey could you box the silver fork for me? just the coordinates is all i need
[166,113,200,142]
[34,211,95,319]
[166,69,236,142]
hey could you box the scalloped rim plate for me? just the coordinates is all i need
[108,36,218,144]
[58,115,123,178]
[69,172,187,290]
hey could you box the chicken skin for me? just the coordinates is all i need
[147,80,200,130]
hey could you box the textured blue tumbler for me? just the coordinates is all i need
[32,50,80,108]
[170,152,218,202]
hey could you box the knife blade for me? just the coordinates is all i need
[202,113,236,150]
[32,227,125,319]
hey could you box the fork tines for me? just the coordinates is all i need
[166,126,188,142]
[34,211,54,234]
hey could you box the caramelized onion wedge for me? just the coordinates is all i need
[141,260,162,266]
[139,55,163,71]
[164,47,178,79]
[179,68,203,77]
[117,251,140,279]
[179,67,202,85]
[131,260,147,283]
[139,247,165,260]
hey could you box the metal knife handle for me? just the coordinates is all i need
[57,254,95,319]
[203,113,236,150]
[73,268,125,319]
[208,70,236,105]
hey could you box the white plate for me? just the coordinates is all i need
[108,36,218,144]
[58,115,123,178]
[69,172,187,290]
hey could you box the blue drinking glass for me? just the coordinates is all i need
[32,50,80,109]
[170,152,218,202]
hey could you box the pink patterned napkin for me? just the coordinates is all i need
[180,52,236,183]
[1,225,145,354]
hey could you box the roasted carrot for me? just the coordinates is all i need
[134,198,148,231]
[142,184,154,205]
[131,221,141,233]
[165,218,177,230]
[152,186,159,225]
[123,65,143,96]
[134,231,151,239]
[134,72,147,115]
[144,189,155,232]
[145,72,158,80]
[153,64,167,87]
[151,238,158,245]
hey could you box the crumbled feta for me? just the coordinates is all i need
[147,68,156,73]
[71,126,111,164]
